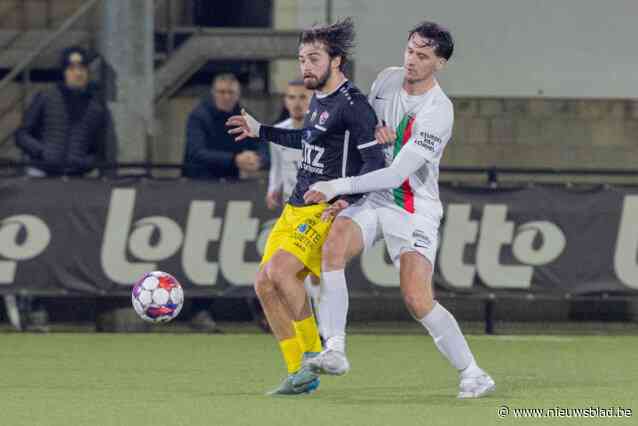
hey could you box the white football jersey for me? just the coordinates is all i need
[268,118,302,202]
[368,67,453,220]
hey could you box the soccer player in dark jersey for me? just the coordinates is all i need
[227,18,384,395]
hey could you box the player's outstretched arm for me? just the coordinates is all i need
[259,125,304,150]
[226,109,304,149]
[304,148,426,203]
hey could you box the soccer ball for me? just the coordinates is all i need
[131,271,184,323]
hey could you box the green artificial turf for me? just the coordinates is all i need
[1,333,636,426]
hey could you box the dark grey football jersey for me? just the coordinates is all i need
[260,80,384,206]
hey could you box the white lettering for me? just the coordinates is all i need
[614,195,638,289]
[0,215,51,284]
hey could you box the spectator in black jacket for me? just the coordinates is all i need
[182,73,265,180]
[16,46,115,177]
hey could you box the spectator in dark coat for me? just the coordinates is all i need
[182,73,266,180]
[16,46,115,177]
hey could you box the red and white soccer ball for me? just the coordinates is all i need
[131,271,184,323]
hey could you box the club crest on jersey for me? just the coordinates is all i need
[319,111,330,126]
[310,110,317,122]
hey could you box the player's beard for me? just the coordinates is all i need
[304,65,331,91]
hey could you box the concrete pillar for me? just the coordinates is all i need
[270,0,301,94]
[99,0,154,163]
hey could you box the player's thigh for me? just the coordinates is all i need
[322,217,364,266]
[399,250,434,296]
[280,203,333,278]
[265,249,307,285]
[326,198,380,265]
[260,206,295,267]
[398,251,436,317]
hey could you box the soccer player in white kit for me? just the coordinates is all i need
[266,80,311,210]
[303,21,495,398]
[266,80,322,307]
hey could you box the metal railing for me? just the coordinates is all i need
[0,161,636,182]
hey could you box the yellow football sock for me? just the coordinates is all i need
[293,315,323,354]
[279,337,304,374]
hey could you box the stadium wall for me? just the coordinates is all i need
[154,94,638,171]
[297,0,638,99]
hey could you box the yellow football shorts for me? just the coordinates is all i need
[261,202,332,278]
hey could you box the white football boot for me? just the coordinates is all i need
[458,370,496,398]
[304,349,351,376]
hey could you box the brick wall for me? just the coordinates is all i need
[447,98,638,169]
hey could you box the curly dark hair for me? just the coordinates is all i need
[299,17,355,72]
[408,21,454,60]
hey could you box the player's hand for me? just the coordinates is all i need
[304,181,337,204]
[304,189,327,204]
[321,199,349,221]
[235,151,261,172]
[226,109,261,141]
[266,190,282,210]
[375,121,396,144]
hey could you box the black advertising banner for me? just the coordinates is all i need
[1,178,637,296]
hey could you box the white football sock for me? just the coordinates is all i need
[319,269,348,353]
[419,302,479,375]
[303,276,322,326]
[303,276,321,308]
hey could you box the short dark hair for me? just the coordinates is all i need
[213,73,240,86]
[408,21,454,60]
[299,17,355,71]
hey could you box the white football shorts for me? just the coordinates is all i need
[339,192,440,269]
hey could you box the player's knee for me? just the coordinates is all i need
[402,293,423,318]
[254,268,275,298]
[402,287,435,319]
[265,261,288,287]
[403,295,433,319]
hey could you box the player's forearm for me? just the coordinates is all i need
[332,167,405,195]
[259,126,303,149]
[329,153,424,196]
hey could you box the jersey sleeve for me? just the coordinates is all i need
[342,96,384,173]
[259,125,304,149]
[402,103,453,163]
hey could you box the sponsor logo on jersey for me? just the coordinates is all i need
[301,141,325,175]
[310,110,317,122]
[414,131,442,152]
[319,111,330,126]
[297,223,309,234]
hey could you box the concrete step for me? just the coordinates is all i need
[155,28,300,102]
